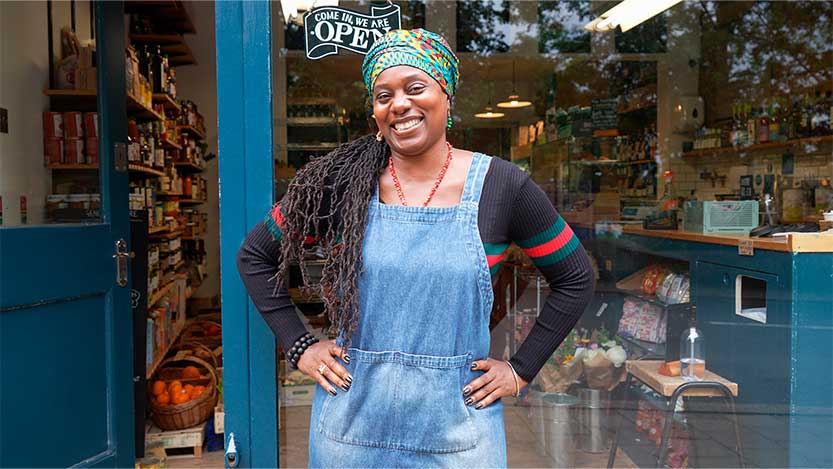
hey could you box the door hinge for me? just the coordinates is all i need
[113,239,135,287]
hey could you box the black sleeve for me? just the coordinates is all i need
[236,220,309,351]
[506,176,596,383]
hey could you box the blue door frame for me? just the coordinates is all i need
[216,2,279,466]
[0,2,134,467]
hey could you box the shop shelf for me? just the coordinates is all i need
[149,279,177,307]
[681,135,833,159]
[49,162,165,178]
[47,163,97,171]
[179,198,206,205]
[152,93,181,114]
[177,125,206,140]
[149,228,185,239]
[125,0,196,34]
[174,161,204,172]
[619,159,656,165]
[129,163,166,177]
[130,34,196,66]
[145,318,187,380]
[160,137,182,150]
[148,225,168,234]
[570,159,620,166]
[44,89,164,122]
[156,191,183,197]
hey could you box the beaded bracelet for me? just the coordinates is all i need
[287,332,319,369]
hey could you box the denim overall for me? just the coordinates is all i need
[308,152,507,468]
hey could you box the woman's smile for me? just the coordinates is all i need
[372,66,449,157]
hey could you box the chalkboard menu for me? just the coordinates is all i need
[592,97,619,131]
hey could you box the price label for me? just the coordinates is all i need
[738,239,754,256]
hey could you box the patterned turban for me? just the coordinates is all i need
[362,28,459,98]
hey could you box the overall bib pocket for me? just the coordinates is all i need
[317,348,478,454]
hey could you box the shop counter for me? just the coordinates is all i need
[579,224,832,467]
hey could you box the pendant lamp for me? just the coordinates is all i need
[475,80,506,119]
[496,61,532,109]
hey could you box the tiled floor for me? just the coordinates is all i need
[166,398,636,468]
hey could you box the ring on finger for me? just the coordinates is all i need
[317,363,328,375]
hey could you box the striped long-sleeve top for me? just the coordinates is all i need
[236,157,595,383]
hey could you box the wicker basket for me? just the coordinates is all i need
[166,340,220,369]
[180,320,222,348]
[148,355,218,430]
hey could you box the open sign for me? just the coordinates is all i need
[304,3,401,60]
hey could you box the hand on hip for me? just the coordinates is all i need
[298,340,352,396]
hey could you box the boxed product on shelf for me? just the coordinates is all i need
[43,112,63,137]
[83,112,98,137]
[618,298,667,343]
[63,112,84,138]
[44,138,64,165]
[65,138,85,164]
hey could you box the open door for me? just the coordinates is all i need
[216,1,279,467]
[0,2,134,467]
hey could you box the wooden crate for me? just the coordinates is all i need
[280,384,316,407]
[146,421,207,459]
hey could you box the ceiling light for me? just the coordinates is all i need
[475,107,506,119]
[584,0,682,33]
[496,61,532,109]
[496,95,532,109]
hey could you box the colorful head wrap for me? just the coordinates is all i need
[362,28,459,98]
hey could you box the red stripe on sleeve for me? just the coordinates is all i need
[521,224,575,258]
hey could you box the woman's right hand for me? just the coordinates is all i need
[297,340,352,396]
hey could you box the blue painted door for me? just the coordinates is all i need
[0,2,134,467]
[216,1,279,467]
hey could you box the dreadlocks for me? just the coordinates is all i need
[274,134,390,352]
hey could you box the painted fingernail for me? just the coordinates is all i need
[465,397,474,406]
[345,375,353,384]
[462,386,472,396]
[471,363,477,370]
[344,355,351,363]
[475,402,484,410]
[328,387,338,396]
[341,383,350,391]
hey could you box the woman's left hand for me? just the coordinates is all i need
[462,358,529,410]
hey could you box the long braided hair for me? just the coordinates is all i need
[275,134,390,351]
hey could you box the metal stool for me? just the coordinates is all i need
[607,361,744,468]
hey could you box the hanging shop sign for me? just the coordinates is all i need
[304,3,401,60]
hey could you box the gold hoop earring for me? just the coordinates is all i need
[376,131,383,142]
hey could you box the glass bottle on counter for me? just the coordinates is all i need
[681,323,705,382]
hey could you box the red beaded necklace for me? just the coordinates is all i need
[388,142,454,207]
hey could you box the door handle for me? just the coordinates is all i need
[113,239,135,287]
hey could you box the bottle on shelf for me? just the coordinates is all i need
[757,101,770,144]
[746,103,757,144]
[680,322,705,382]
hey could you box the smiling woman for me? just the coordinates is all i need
[237,27,594,468]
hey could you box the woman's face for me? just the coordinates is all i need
[372,66,449,157]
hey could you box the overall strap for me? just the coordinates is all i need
[460,152,492,204]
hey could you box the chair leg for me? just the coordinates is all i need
[656,395,678,468]
[607,374,633,469]
[724,392,745,468]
